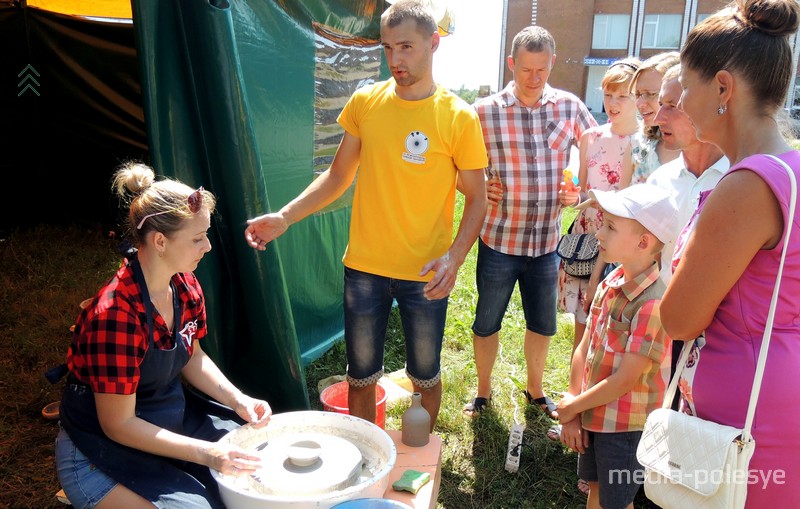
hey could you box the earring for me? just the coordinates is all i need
[717,104,727,115]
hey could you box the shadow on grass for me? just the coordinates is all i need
[435,403,586,509]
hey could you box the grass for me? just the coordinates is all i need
[0,205,658,509]
[0,226,121,509]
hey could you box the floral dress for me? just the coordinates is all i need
[631,132,662,183]
[558,123,631,323]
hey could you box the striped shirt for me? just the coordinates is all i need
[474,82,597,257]
[581,263,672,433]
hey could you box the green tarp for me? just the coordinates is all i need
[1,0,389,411]
[131,0,389,410]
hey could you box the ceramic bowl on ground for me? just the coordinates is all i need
[41,401,60,420]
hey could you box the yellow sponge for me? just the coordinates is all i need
[391,469,431,494]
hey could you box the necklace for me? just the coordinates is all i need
[150,286,172,312]
[151,286,174,333]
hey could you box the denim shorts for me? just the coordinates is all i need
[55,425,117,509]
[578,430,644,509]
[344,267,447,388]
[471,241,559,337]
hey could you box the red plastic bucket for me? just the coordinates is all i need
[319,381,388,429]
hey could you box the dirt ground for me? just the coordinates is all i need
[0,226,120,509]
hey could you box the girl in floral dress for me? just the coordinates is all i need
[559,57,641,351]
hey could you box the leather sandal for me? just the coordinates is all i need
[524,390,558,419]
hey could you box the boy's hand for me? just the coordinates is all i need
[560,419,586,453]
[556,392,578,423]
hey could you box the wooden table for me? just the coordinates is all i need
[382,430,442,509]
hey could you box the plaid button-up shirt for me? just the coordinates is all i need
[475,82,597,257]
[67,259,207,395]
[581,263,672,433]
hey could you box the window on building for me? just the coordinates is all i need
[642,14,682,49]
[696,13,711,24]
[592,14,630,49]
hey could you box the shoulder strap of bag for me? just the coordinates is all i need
[739,154,796,441]
[663,154,796,444]
[661,339,695,408]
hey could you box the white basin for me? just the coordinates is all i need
[211,411,397,509]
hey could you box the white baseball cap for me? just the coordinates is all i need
[578,184,678,244]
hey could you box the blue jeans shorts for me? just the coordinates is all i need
[578,430,644,509]
[344,267,448,388]
[55,425,117,509]
[471,241,559,337]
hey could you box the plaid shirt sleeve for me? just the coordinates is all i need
[67,264,147,395]
[574,99,599,141]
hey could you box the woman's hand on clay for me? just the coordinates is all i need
[205,443,263,476]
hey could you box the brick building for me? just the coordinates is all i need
[496,0,800,114]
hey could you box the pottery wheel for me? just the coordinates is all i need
[253,432,363,496]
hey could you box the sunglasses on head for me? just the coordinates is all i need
[136,187,204,230]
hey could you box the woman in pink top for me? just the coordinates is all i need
[661,1,800,506]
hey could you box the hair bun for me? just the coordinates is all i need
[742,0,800,37]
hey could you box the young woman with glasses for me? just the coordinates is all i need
[629,51,682,183]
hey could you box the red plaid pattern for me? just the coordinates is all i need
[475,82,597,256]
[581,263,672,432]
[66,259,207,395]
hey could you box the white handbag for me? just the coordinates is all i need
[636,154,797,509]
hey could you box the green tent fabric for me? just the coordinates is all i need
[131,0,388,410]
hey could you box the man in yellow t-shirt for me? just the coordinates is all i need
[244,0,487,429]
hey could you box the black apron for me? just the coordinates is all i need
[59,256,243,508]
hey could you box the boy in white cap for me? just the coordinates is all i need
[555,183,676,509]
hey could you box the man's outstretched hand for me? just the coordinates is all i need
[244,213,289,251]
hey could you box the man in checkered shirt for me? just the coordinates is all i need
[463,26,597,419]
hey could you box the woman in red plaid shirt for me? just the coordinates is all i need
[54,163,272,509]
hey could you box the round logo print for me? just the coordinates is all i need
[405,131,429,155]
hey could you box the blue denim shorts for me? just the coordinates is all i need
[55,425,117,509]
[344,267,447,388]
[471,241,559,337]
[578,430,644,509]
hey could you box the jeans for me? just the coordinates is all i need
[472,241,559,337]
[344,267,447,387]
[55,425,117,509]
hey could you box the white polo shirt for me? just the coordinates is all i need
[647,153,730,283]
